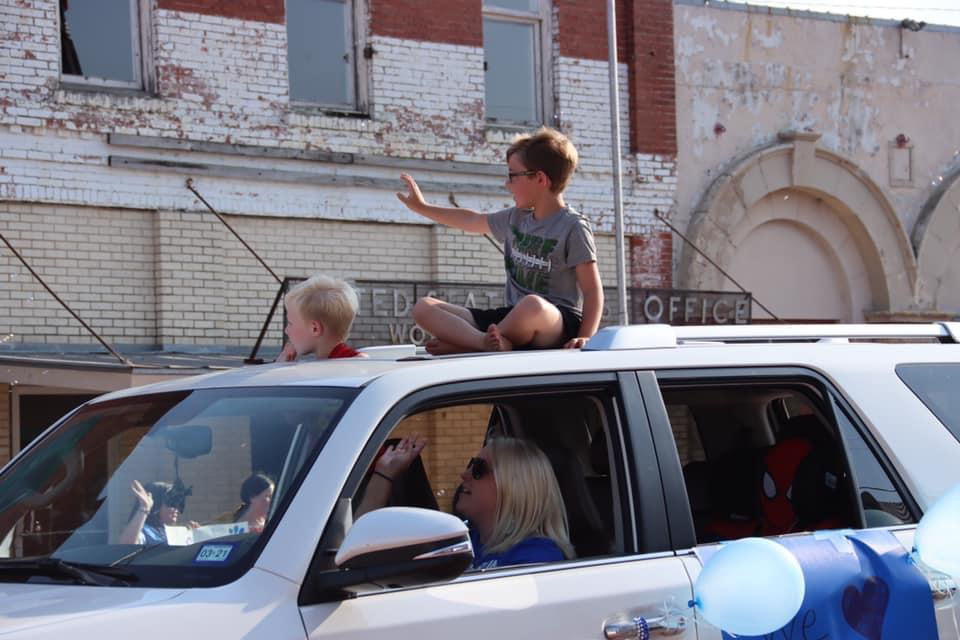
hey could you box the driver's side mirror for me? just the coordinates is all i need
[313,507,473,600]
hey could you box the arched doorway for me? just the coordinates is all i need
[726,191,868,321]
[679,132,916,322]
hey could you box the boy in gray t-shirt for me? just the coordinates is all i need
[397,128,604,354]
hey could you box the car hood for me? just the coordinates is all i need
[0,583,183,636]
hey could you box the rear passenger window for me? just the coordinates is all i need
[662,378,913,545]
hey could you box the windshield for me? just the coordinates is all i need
[0,386,354,587]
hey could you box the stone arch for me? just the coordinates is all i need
[914,168,960,316]
[679,132,917,320]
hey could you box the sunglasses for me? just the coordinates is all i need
[507,170,538,182]
[466,457,490,480]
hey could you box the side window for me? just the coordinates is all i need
[383,402,493,514]
[351,389,628,573]
[482,0,551,126]
[833,402,914,527]
[662,379,911,545]
[286,0,366,111]
[59,0,149,90]
[896,363,960,444]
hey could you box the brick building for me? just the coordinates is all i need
[0,0,679,463]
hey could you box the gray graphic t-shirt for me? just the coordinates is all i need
[486,206,597,313]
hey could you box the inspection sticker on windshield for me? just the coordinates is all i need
[194,543,234,564]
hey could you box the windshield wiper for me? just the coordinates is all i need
[0,558,137,586]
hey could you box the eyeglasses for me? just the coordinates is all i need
[466,457,490,480]
[507,170,538,183]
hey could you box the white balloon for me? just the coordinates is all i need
[915,483,960,580]
[694,537,805,636]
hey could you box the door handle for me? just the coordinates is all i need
[603,614,687,639]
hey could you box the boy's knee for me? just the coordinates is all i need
[517,295,551,313]
[412,296,438,322]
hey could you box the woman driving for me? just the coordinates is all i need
[358,435,573,569]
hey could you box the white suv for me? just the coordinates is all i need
[0,323,958,639]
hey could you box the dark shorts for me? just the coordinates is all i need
[468,304,583,347]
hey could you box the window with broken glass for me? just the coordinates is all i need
[59,0,149,90]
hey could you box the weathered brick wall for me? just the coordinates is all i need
[371,0,482,47]
[630,231,673,288]
[554,0,677,156]
[0,204,156,346]
[0,0,675,222]
[156,0,285,24]
[0,197,625,348]
[0,0,677,349]
[625,0,676,156]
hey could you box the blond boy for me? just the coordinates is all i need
[397,127,603,354]
[278,275,361,360]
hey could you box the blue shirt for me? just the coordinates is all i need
[469,528,565,569]
[137,523,166,545]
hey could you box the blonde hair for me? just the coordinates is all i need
[285,275,359,342]
[506,127,579,193]
[484,437,574,559]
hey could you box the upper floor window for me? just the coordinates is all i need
[482,0,551,126]
[286,0,366,112]
[59,0,149,90]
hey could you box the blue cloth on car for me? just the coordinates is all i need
[713,529,938,640]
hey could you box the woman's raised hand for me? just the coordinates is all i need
[131,480,153,513]
[375,433,427,480]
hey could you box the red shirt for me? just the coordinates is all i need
[328,342,360,358]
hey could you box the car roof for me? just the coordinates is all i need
[93,334,960,403]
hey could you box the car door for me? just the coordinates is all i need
[298,372,697,640]
[641,367,958,640]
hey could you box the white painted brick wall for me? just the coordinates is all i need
[0,6,675,232]
[0,2,674,349]
[0,203,156,346]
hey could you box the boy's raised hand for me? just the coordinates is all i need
[396,173,427,213]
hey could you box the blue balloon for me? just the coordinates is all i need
[915,483,960,580]
[693,537,805,636]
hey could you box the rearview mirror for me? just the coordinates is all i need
[163,425,212,459]
[314,507,473,600]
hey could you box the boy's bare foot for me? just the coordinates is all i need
[425,339,467,355]
[483,324,514,352]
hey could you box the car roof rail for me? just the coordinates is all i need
[583,322,960,350]
[673,323,960,343]
[357,344,423,359]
